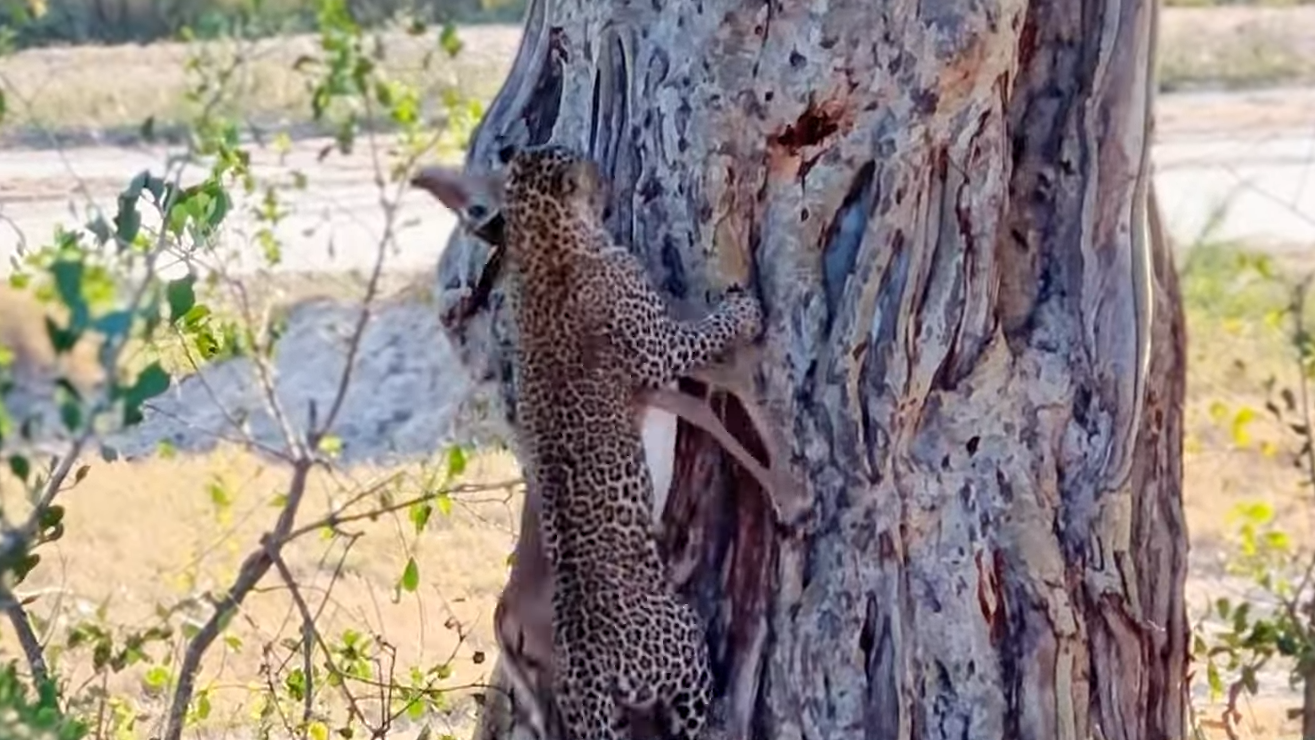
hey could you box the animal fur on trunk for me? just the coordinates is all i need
[423,0,1189,737]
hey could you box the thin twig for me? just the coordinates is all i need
[269,549,371,728]
[284,478,521,543]
[300,615,315,731]
[0,589,49,686]
[312,97,394,452]
[162,457,313,740]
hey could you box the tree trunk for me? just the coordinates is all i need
[433,0,1188,737]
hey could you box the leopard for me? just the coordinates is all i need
[415,143,765,740]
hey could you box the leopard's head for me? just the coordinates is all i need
[502,144,609,235]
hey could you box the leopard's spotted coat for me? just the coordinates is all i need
[497,144,763,740]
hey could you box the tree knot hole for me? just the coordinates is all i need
[773,100,844,153]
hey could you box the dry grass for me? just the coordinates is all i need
[0,443,527,738]
[0,24,521,145]
[1179,245,1315,551]
[2,8,1315,145]
[1158,6,1315,91]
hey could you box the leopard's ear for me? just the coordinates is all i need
[411,165,504,221]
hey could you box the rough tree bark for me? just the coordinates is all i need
[430,0,1188,737]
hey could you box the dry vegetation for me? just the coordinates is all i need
[0,439,526,738]
[1177,242,1315,739]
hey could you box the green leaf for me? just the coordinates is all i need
[409,502,432,534]
[122,361,171,425]
[374,80,394,108]
[114,194,142,246]
[319,434,344,457]
[181,304,211,327]
[59,398,82,432]
[143,665,171,690]
[39,504,65,532]
[446,446,467,478]
[309,722,329,740]
[201,183,231,232]
[13,552,40,583]
[1233,602,1252,634]
[49,259,89,329]
[258,230,282,266]
[93,310,133,338]
[1243,501,1274,525]
[166,199,190,236]
[401,557,420,593]
[1278,632,1300,656]
[1231,407,1257,448]
[167,275,197,323]
[284,668,307,701]
[435,492,452,517]
[207,479,231,510]
[8,455,30,482]
[1264,529,1290,552]
[439,22,463,58]
[195,689,212,720]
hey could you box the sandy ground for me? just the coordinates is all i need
[1156,87,1315,252]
